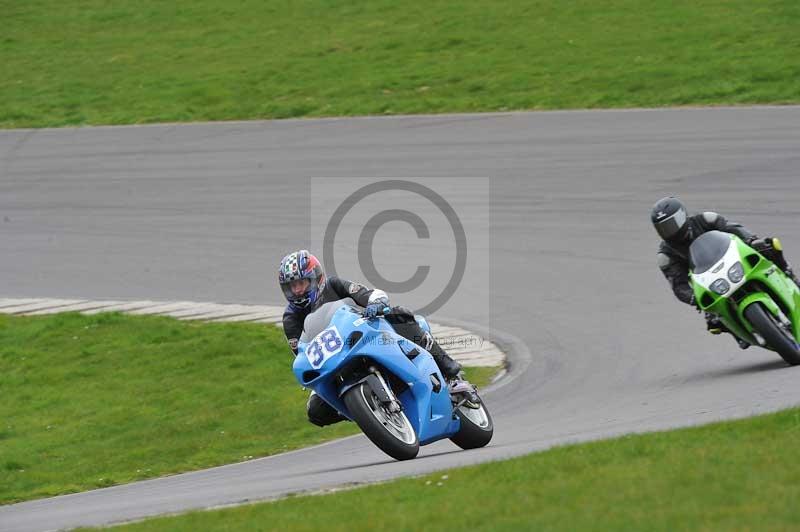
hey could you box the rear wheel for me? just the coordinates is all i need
[343,382,419,460]
[450,393,494,450]
[744,303,800,365]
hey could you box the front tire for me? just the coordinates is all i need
[744,303,800,365]
[343,382,419,460]
[450,394,494,450]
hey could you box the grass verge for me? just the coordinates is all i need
[2,1,799,128]
[91,407,800,531]
[0,312,498,504]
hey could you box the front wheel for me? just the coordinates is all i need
[744,303,800,365]
[343,382,419,460]
[450,393,494,450]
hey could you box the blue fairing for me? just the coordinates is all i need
[292,302,460,445]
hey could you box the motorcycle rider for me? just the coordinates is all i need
[652,196,799,348]
[278,250,463,427]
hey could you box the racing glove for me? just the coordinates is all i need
[364,302,387,318]
[364,290,390,318]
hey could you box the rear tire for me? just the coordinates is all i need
[744,303,800,365]
[450,394,494,450]
[343,382,419,461]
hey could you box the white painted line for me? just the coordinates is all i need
[6,299,87,314]
[429,325,467,335]
[451,350,504,362]
[190,306,272,320]
[447,340,495,351]
[0,298,47,309]
[455,360,503,368]
[210,311,285,323]
[454,352,503,361]
[24,301,128,315]
[161,304,228,318]
[431,332,471,341]
[253,317,283,329]
[436,335,485,345]
[451,344,503,355]
[451,358,504,367]
[127,302,206,315]
[199,312,263,321]
[450,345,504,358]
[0,297,505,368]
[81,301,166,314]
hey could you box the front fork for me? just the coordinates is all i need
[735,292,795,345]
[368,368,403,413]
[338,367,403,413]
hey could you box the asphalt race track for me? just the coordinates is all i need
[1,107,800,530]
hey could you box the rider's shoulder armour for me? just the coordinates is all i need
[701,211,720,225]
[656,252,672,269]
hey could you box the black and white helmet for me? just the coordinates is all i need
[651,196,689,242]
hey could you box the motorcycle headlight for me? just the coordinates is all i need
[727,262,744,283]
[710,278,730,295]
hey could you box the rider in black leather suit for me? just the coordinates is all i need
[652,196,798,348]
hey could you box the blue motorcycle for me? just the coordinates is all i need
[293,299,494,460]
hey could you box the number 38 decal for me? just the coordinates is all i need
[305,326,344,369]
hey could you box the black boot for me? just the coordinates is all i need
[707,313,749,349]
[433,353,462,379]
[421,331,462,379]
[735,337,751,350]
[705,313,723,335]
[307,393,346,427]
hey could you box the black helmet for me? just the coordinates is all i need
[651,197,689,242]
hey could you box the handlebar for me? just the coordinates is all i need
[362,306,392,318]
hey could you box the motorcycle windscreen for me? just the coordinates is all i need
[689,231,732,274]
[300,298,358,343]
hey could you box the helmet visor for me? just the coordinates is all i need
[281,278,318,303]
[654,208,687,240]
[281,283,299,301]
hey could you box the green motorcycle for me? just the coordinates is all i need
[690,230,800,365]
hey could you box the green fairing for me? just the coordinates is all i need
[691,235,800,346]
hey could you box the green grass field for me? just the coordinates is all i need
[90,407,800,532]
[2,0,799,128]
[0,311,498,504]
